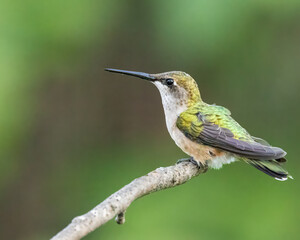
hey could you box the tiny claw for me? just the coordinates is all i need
[190,158,202,168]
[176,158,192,164]
[177,157,208,172]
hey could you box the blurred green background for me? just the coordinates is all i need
[0,1,299,239]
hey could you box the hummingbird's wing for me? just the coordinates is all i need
[176,103,286,160]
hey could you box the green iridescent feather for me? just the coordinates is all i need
[176,102,253,141]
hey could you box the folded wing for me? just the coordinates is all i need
[196,122,286,160]
[176,105,286,160]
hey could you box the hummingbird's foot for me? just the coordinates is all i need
[177,157,207,170]
[176,157,192,164]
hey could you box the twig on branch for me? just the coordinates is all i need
[115,211,126,224]
[51,161,208,240]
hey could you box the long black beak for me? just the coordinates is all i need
[105,68,156,81]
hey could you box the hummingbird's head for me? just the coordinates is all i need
[105,68,201,111]
[151,71,201,107]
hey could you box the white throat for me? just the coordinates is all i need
[153,82,188,134]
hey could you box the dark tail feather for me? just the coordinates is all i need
[245,159,292,181]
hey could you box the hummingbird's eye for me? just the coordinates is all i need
[165,78,174,86]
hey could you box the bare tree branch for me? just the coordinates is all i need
[50,161,208,240]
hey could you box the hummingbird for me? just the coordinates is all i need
[105,68,292,181]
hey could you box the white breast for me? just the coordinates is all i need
[153,82,203,158]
